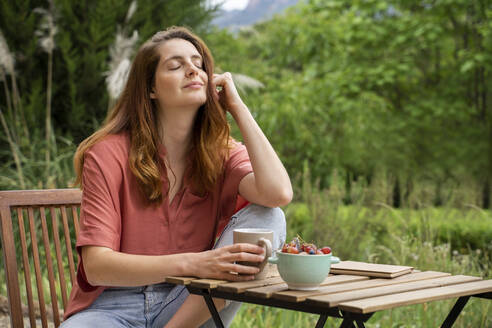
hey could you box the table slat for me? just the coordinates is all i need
[218,277,285,293]
[273,271,450,302]
[245,275,368,299]
[165,276,197,285]
[190,279,230,289]
[308,274,480,307]
[338,278,491,313]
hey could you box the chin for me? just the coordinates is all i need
[190,96,207,107]
[182,100,206,110]
[173,93,207,109]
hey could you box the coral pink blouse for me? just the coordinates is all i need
[64,133,252,318]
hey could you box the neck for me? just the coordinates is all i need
[159,107,198,162]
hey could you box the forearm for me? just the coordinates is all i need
[83,243,264,287]
[83,246,196,287]
[232,103,292,202]
[165,294,225,328]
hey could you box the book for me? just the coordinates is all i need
[331,261,413,278]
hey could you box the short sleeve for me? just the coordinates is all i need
[76,141,124,291]
[219,141,253,224]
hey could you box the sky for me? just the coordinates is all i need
[209,0,249,11]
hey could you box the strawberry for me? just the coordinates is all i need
[320,246,332,254]
[287,246,300,254]
[282,243,289,253]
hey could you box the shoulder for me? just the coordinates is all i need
[83,133,130,178]
[81,134,131,189]
[228,139,247,158]
[86,133,130,162]
[224,139,251,171]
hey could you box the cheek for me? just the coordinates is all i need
[201,71,209,84]
[202,73,209,93]
[155,73,177,92]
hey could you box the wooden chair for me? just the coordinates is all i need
[0,189,82,328]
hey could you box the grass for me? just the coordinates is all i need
[232,299,491,328]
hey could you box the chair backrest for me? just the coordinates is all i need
[0,189,82,328]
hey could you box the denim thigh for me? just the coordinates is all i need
[61,283,187,328]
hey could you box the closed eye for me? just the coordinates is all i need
[169,64,202,70]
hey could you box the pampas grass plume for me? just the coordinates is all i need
[231,73,265,94]
[0,29,15,73]
[105,1,139,101]
[34,6,57,54]
[106,30,139,100]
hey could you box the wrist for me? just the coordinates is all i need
[181,252,198,276]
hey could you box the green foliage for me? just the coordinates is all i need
[207,0,492,207]
[284,202,313,239]
[286,169,492,261]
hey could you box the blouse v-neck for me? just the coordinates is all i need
[158,143,189,214]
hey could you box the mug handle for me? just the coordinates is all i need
[257,238,272,272]
[331,256,341,264]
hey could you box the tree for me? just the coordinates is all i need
[208,0,492,207]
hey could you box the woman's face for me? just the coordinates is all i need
[151,38,208,112]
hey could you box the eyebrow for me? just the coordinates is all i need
[163,55,203,64]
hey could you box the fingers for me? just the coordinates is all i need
[226,243,265,255]
[213,72,232,81]
[199,243,268,281]
[221,252,264,265]
[211,72,243,110]
[212,72,233,89]
[221,262,260,275]
[221,244,266,264]
[212,73,225,102]
[202,259,258,281]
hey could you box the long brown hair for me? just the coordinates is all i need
[74,26,230,203]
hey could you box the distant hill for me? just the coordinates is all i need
[212,0,300,30]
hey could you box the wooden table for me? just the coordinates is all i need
[165,270,492,328]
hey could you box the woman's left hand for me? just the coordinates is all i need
[213,72,245,115]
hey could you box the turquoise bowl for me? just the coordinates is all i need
[268,252,340,290]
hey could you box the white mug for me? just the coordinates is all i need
[233,228,273,280]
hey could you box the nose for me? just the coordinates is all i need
[186,63,199,78]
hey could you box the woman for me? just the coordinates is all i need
[62,26,292,327]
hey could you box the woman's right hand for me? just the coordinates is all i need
[190,243,265,281]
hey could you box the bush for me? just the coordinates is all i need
[284,201,492,260]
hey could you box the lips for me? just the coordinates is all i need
[184,81,204,88]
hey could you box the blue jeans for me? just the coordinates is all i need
[61,204,286,328]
